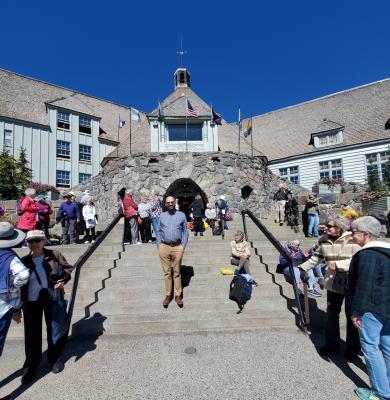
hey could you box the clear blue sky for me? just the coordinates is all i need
[1,0,390,122]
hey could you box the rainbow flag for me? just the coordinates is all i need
[243,118,252,138]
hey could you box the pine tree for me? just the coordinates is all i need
[367,167,380,192]
[0,151,19,200]
[15,147,32,195]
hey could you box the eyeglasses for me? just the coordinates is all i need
[326,224,337,228]
[351,230,364,235]
[27,238,43,244]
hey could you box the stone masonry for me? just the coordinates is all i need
[76,151,305,223]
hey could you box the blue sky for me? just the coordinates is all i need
[1,0,390,122]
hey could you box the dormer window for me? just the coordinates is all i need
[316,130,343,147]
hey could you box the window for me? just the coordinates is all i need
[56,140,70,158]
[366,151,390,182]
[279,166,299,184]
[57,111,70,130]
[314,130,343,148]
[56,170,70,187]
[79,173,91,184]
[79,144,92,162]
[167,124,203,141]
[79,116,92,134]
[319,159,343,180]
[3,129,13,150]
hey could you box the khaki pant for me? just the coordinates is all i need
[276,200,286,223]
[159,243,184,296]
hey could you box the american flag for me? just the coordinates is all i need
[187,100,198,117]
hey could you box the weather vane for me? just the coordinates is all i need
[177,37,187,67]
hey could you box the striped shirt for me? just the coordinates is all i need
[0,257,30,318]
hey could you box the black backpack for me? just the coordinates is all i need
[229,275,252,307]
[212,225,222,236]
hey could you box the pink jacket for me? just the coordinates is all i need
[17,197,37,230]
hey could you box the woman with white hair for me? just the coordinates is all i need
[300,215,361,360]
[17,188,38,238]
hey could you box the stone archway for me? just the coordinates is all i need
[164,178,208,219]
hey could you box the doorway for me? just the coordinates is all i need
[164,178,208,220]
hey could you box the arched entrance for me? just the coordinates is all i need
[164,178,208,220]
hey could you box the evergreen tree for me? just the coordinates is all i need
[15,147,32,195]
[0,151,19,200]
[367,167,380,192]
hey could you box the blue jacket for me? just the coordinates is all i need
[57,201,80,221]
[0,249,16,292]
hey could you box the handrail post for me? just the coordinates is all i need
[241,211,249,242]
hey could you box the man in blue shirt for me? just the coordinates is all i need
[56,193,80,244]
[157,196,189,308]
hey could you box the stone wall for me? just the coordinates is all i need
[76,152,307,223]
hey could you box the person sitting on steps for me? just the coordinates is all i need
[230,231,251,275]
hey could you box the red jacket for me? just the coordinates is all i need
[122,195,138,218]
[17,197,37,230]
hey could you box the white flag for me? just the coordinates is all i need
[131,107,141,122]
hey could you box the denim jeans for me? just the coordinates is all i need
[283,266,317,287]
[0,308,13,358]
[308,213,319,237]
[152,217,159,239]
[359,312,390,399]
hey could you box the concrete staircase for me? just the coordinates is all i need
[68,216,312,337]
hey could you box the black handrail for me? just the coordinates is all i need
[66,213,122,335]
[241,209,308,333]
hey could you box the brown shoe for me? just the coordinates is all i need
[175,296,183,308]
[163,295,173,308]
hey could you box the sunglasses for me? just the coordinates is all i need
[27,238,44,244]
[326,224,337,228]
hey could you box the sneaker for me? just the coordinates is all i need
[91,240,95,244]
[136,242,143,245]
[308,288,322,297]
[123,242,130,245]
[148,240,152,243]
[354,388,381,400]
[51,360,64,374]
[85,240,90,244]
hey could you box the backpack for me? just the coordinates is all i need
[212,225,222,236]
[16,197,24,216]
[229,275,252,308]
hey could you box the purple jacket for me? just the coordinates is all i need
[57,201,80,221]
[279,246,309,268]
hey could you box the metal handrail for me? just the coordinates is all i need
[241,209,308,332]
[66,213,122,335]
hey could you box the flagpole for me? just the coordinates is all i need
[157,100,160,154]
[117,115,120,157]
[185,96,188,152]
[129,106,132,156]
[250,115,253,157]
[238,106,241,156]
[210,103,214,151]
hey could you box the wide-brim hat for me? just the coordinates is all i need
[219,195,226,200]
[0,222,26,248]
[26,230,46,241]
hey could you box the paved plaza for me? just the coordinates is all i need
[1,328,368,400]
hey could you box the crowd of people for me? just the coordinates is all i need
[117,188,231,245]
[1,184,389,399]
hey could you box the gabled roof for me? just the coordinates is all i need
[240,77,390,161]
[0,68,145,142]
[148,86,212,118]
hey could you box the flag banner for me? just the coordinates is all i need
[212,108,222,125]
[243,118,252,138]
[131,108,141,122]
[119,118,126,128]
[187,100,198,117]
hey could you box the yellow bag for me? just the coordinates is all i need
[220,267,234,275]
[203,221,209,229]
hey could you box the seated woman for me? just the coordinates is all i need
[230,230,251,275]
[279,239,321,297]
[20,230,73,384]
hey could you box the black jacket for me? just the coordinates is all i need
[190,200,204,218]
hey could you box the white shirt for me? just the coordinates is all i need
[205,209,216,219]
[83,205,97,228]
[27,256,48,302]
